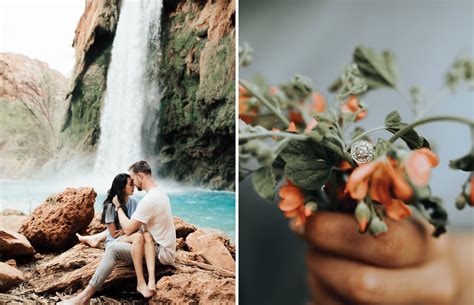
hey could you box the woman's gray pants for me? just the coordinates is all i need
[89,242,133,290]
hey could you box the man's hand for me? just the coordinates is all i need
[304,212,463,305]
[112,196,120,208]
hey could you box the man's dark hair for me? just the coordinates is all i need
[128,160,152,175]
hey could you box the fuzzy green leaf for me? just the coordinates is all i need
[384,111,431,149]
[284,160,331,190]
[353,46,398,90]
[449,151,474,171]
[280,140,329,164]
[252,166,276,201]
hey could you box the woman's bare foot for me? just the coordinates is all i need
[76,233,100,248]
[148,278,157,292]
[137,281,155,298]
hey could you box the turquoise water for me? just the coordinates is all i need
[0,180,235,240]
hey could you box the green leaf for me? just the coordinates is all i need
[374,138,391,158]
[284,160,332,190]
[252,166,276,201]
[449,151,474,171]
[353,46,398,90]
[418,197,448,237]
[350,127,368,141]
[280,140,328,164]
[384,111,431,149]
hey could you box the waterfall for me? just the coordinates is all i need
[93,0,162,176]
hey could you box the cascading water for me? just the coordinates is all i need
[93,0,162,176]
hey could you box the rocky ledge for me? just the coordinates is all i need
[0,188,235,304]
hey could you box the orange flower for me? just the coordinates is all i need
[287,122,298,132]
[311,92,326,113]
[304,118,318,134]
[404,148,439,187]
[278,181,310,226]
[239,84,257,124]
[340,96,367,121]
[289,111,304,124]
[269,86,279,96]
[346,158,413,221]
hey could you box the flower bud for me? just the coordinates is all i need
[355,201,371,233]
[305,201,318,213]
[369,216,388,237]
[455,194,467,210]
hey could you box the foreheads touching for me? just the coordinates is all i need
[128,160,152,191]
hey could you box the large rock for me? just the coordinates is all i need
[0,262,25,292]
[173,216,197,239]
[152,270,235,304]
[19,187,96,251]
[0,229,35,257]
[186,230,235,272]
[80,213,107,235]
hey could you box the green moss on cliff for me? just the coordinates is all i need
[61,44,112,149]
[154,0,235,190]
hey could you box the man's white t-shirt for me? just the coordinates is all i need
[131,187,176,265]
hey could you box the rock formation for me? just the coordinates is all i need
[60,0,235,190]
[60,0,121,154]
[0,53,67,178]
[0,229,35,257]
[154,0,235,190]
[3,215,235,304]
[19,188,96,251]
[0,263,25,292]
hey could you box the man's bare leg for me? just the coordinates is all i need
[57,284,96,305]
[143,232,157,292]
[117,232,142,243]
[76,231,107,248]
[131,232,154,298]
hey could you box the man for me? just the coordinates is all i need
[60,161,176,304]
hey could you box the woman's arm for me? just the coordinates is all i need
[106,222,120,238]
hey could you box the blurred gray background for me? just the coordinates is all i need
[239,0,473,304]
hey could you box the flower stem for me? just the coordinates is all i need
[239,131,307,141]
[240,80,291,127]
[388,115,474,144]
[347,126,386,149]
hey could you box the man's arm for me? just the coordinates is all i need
[113,197,143,235]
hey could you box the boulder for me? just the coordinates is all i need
[0,229,35,257]
[80,213,107,235]
[186,230,235,272]
[0,262,25,292]
[151,270,235,304]
[173,216,197,239]
[19,187,96,251]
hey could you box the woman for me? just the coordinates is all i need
[77,173,157,294]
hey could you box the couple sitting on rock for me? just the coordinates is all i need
[60,160,176,304]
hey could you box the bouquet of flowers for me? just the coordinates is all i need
[239,44,474,237]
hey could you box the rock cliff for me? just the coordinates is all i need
[60,0,235,190]
[0,53,67,178]
[60,0,121,155]
[153,0,235,190]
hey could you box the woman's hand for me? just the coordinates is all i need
[112,195,120,208]
[303,212,471,305]
[113,230,123,238]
